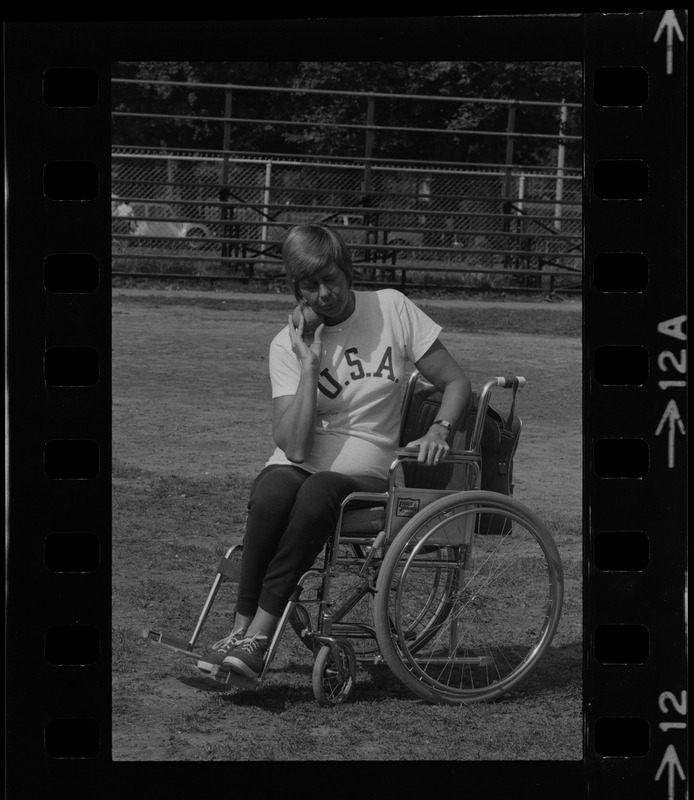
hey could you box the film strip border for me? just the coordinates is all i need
[4,14,688,797]
[585,11,688,799]
[39,67,107,759]
[5,43,113,769]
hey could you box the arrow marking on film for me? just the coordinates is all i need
[655,399,686,469]
[655,744,686,800]
[654,10,685,75]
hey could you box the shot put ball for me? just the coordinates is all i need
[292,304,324,335]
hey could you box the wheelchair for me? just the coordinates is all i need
[144,371,564,706]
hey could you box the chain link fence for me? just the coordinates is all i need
[112,83,582,294]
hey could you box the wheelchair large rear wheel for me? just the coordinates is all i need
[374,491,563,704]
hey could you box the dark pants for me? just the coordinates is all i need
[237,465,384,617]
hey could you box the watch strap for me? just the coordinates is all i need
[433,419,452,433]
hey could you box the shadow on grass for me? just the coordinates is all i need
[174,659,415,712]
[524,641,582,684]
[494,640,582,705]
[173,639,581,712]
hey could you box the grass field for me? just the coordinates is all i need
[112,289,583,761]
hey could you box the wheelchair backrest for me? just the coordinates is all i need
[398,371,522,497]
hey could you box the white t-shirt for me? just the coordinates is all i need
[266,289,442,481]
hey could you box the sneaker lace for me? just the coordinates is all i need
[211,629,246,653]
[239,633,268,654]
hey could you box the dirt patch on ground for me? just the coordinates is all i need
[112,292,583,761]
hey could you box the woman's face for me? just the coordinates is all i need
[297,262,354,325]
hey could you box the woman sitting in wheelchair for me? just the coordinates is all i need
[197,223,471,680]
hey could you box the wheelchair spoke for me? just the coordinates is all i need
[374,492,563,703]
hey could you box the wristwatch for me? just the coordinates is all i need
[433,419,452,433]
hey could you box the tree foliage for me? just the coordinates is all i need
[112,61,581,167]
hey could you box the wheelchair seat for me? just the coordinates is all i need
[339,505,386,534]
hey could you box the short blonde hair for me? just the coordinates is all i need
[282,224,353,301]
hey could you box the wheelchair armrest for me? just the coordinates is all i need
[340,491,390,510]
[395,448,476,462]
[390,449,481,492]
[338,491,389,536]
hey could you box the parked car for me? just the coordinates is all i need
[317,211,421,264]
[111,195,135,232]
[112,197,212,249]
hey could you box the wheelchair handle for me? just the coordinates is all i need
[493,376,526,389]
[466,376,525,453]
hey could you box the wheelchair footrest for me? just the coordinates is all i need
[210,663,260,691]
[142,626,202,660]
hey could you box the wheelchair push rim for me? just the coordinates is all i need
[373,490,564,705]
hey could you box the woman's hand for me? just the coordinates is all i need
[411,338,472,467]
[273,316,325,463]
[288,313,325,372]
[406,426,451,466]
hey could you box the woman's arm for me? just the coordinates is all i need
[408,338,472,466]
[272,315,325,463]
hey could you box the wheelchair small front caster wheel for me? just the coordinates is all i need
[312,639,357,706]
